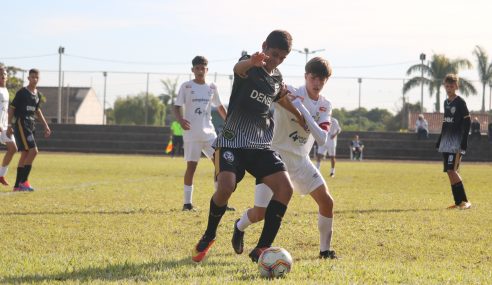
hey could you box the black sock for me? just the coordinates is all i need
[256,199,287,248]
[450,183,460,205]
[452,182,468,203]
[15,167,23,187]
[22,165,32,183]
[204,198,227,239]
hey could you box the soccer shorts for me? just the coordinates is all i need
[317,139,337,157]
[254,151,325,207]
[214,147,286,186]
[13,120,37,151]
[442,152,461,172]
[183,139,215,162]
[0,129,15,145]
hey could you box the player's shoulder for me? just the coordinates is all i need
[180,80,193,89]
[208,82,217,90]
[319,95,333,109]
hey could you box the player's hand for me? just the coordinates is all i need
[179,118,191,130]
[460,149,466,155]
[44,127,51,138]
[250,52,269,67]
[6,127,13,137]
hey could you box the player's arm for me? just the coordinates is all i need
[173,105,190,130]
[276,89,305,129]
[459,100,471,154]
[6,106,14,137]
[217,105,227,121]
[35,109,51,138]
[233,52,268,78]
[291,99,329,145]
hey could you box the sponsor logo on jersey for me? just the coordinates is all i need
[288,131,308,144]
[185,84,192,88]
[223,151,234,163]
[319,106,327,112]
[249,90,273,106]
[274,83,280,95]
[450,106,456,114]
[443,117,454,123]
[223,129,235,140]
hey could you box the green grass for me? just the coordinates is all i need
[0,153,491,284]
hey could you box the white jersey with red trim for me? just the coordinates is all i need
[175,80,223,142]
[272,85,332,157]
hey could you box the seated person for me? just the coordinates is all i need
[470,117,481,141]
[350,135,364,160]
[416,114,429,139]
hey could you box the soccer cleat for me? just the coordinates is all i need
[330,173,335,178]
[458,201,472,210]
[319,250,338,259]
[0,176,9,186]
[447,204,459,209]
[232,219,244,254]
[13,187,23,192]
[226,205,236,211]
[182,203,194,211]
[19,182,34,192]
[192,235,216,262]
[249,247,268,263]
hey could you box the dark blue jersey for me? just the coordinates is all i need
[438,96,470,153]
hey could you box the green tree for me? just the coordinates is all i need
[403,54,476,112]
[160,77,179,125]
[114,93,165,125]
[0,63,24,99]
[473,46,492,112]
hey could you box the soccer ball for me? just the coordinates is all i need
[258,247,293,278]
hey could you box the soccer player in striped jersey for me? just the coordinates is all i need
[192,30,305,263]
[232,57,338,259]
[436,74,472,210]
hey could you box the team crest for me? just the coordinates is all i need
[223,151,234,163]
[319,106,327,112]
[450,106,456,114]
[223,129,235,140]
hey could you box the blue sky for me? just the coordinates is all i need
[2,0,492,112]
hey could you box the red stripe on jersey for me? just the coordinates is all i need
[319,122,330,131]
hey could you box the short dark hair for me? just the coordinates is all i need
[192,56,208,67]
[29,68,40,75]
[444,73,459,85]
[305,57,332,79]
[265,30,292,52]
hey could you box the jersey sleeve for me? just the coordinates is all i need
[35,92,42,110]
[318,100,333,131]
[10,89,21,110]
[174,83,186,107]
[210,83,222,107]
[459,98,470,119]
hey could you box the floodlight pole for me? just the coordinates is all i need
[57,46,65,123]
[358,78,362,131]
[102,71,107,125]
[145,73,150,126]
[294,48,325,63]
[420,53,426,114]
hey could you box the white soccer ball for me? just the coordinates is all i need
[258,247,293,278]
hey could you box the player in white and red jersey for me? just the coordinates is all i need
[232,57,338,259]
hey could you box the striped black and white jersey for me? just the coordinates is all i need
[214,55,282,149]
[438,96,470,153]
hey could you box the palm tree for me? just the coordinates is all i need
[403,54,476,112]
[473,46,492,112]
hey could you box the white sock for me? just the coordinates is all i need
[318,214,333,252]
[316,161,320,169]
[237,209,252,231]
[0,166,7,177]
[331,168,335,174]
[184,185,193,204]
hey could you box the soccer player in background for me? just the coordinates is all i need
[192,30,305,263]
[435,74,472,210]
[232,57,337,259]
[173,56,229,211]
[0,66,18,187]
[316,117,341,176]
[7,68,51,191]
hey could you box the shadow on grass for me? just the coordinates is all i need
[0,209,177,216]
[337,208,443,214]
[0,257,252,283]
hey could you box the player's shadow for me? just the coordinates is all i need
[336,208,443,214]
[0,209,171,216]
[0,257,248,283]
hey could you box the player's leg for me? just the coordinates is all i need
[232,183,271,254]
[182,141,202,211]
[192,148,243,262]
[444,153,470,209]
[310,184,336,259]
[0,134,17,185]
[18,146,38,191]
[316,145,327,169]
[327,143,336,177]
[248,150,293,262]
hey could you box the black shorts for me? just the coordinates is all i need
[214,147,286,185]
[13,119,37,151]
[442,152,461,172]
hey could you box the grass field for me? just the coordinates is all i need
[0,153,491,284]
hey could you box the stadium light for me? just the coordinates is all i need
[102,71,107,125]
[293,48,325,63]
[420,53,426,113]
[57,46,65,123]
[358,78,362,131]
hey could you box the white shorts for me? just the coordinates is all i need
[317,139,337,157]
[254,151,326,207]
[183,139,215,162]
[0,130,15,145]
